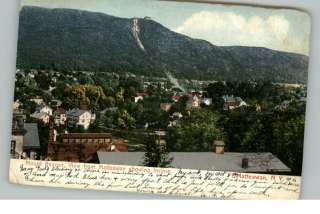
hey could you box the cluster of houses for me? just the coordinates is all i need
[158,92,247,112]
[11,107,127,162]
[28,98,96,130]
[132,89,249,128]
[11,109,40,160]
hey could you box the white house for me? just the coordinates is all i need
[54,108,67,126]
[36,104,53,116]
[200,98,213,106]
[133,92,147,103]
[172,112,183,119]
[13,100,22,110]
[66,109,96,129]
[29,98,44,105]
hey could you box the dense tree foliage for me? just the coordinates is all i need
[167,109,224,152]
[143,135,173,168]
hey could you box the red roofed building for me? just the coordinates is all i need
[47,122,128,163]
[134,92,148,103]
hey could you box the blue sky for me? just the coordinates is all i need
[21,0,311,55]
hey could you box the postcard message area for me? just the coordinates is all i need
[9,159,300,199]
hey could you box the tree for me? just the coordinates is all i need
[167,109,224,152]
[169,95,188,113]
[143,135,173,168]
[271,101,305,175]
[34,72,51,90]
[115,109,136,129]
[64,84,107,110]
[206,81,228,98]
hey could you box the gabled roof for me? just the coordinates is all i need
[67,109,90,117]
[97,152,291,173]
[23,123,40,149]
[223,95,243,103]
[31,112,48,119]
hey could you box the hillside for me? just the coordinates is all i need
[16,6,309,83]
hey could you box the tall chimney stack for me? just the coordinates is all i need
[242,158,249,169]
[213,140,225,154]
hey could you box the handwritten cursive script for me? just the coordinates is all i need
[9,159,300,199]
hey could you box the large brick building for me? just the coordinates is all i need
[47,122,127,163]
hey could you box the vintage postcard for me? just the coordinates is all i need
[10,0,311,199]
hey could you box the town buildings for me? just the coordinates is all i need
[186,94,200,109]
[223,95,248,110]
[133,92,147,103]
[66,108,96,129]
[53,108,67,126]
[47,123,128,162]
[36,104,53,116]
[29,97,44,105]
[11,111,40,160]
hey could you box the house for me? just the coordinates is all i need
[53,108,67,126]
[168,120,178,127]
[160,103,172,112]
[200,98,212,106]
[223,95,247,110]
[66,108,96,129]
[13,100,22,110]
[186,94,200,109]
[30,112,50,124]
[36,104,53,116]
[172,112,183,119]
[97,141,290,174]
[29,97,44,105]
[134,92,147,103]
[11,112,40,160]
[275,100,292,111]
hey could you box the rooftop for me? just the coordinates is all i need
[66,109,90,117]
[62,133,112,139]
[23,123,40,149]
[223,95,243,103]
[97,152,291,173]
[31,112,48,118]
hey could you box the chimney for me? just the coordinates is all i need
[242,158,249,169]
[214,140,225,154]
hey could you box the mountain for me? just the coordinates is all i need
[16,6,309,83]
